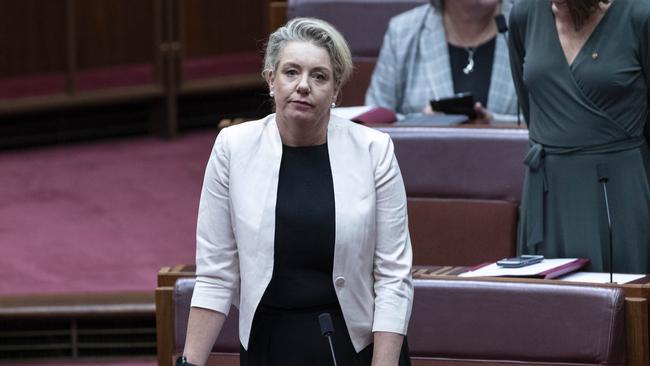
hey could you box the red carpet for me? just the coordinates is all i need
[0,130,218,295]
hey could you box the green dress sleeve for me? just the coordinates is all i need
[508,1,530,125]
[638,6,650,143]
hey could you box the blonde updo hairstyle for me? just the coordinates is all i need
[263,17,353,89]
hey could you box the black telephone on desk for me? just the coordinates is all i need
[496,255,545,268]
[430,92,476,119]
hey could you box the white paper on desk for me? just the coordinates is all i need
[459,258,578,277]
[330,106,372,120]
[557,272,645,284]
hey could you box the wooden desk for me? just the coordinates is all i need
[387,120,528,129]
[414,267,650,366]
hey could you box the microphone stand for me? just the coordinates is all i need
[319,313,338,366]
[597,164,615,284]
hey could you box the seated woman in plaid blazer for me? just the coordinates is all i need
[366,0,518,123]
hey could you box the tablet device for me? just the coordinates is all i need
[402,114,468,126]
[430,92,476,119]
[496,255,544,268]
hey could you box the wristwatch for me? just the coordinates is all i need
[175,356,197,366]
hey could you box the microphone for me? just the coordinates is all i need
[495,14,508,34]
[597,163,615,283]
[319,313,338,366]
[494,13,521,127]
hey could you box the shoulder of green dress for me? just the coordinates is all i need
[510,0,532,25]
[628,0,650,27]
[513,0,537,15]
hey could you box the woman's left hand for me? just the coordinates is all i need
[473,102,494,124]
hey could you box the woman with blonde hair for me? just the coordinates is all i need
[178,17,413,366]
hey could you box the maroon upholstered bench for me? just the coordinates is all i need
[409,278,626,366]
[288,0,426,59]
[0,73,67,100]
[167,277,627,366]
[171,278,240,365]
[378,126,529,266]
[182,53,262,82]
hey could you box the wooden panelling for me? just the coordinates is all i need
[180,0,266,58]
[268,2,288,34]
[0,0,270,140]
[74,0,157,68]
[626,298,650,366]
[0,84,163,116]
[0,291,154,318]
[0,0,68,76]
[155,287,175,366]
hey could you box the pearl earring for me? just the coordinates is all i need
[331,102,336,109]
[269,91,274,97]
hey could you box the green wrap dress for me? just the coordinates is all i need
[509,0,650,273]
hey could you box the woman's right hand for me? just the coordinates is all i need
[473,102,494,124]
[424,102,494,124]
[422,104,434,115]
[183,307,228,366]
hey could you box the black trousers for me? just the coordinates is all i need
[240,305,410,366]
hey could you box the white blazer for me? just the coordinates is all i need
[190,113,413,352]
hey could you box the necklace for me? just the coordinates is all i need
[463,47,475,74]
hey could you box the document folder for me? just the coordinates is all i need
[459,258,590,279]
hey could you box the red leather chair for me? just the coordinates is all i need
[379,126,529,266]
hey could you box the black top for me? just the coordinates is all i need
[259,143,338,309]
[448,37,496,106]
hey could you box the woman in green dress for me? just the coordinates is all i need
[509,0,650,273]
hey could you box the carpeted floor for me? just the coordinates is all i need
[2,360,156,366]
[0,130,218,295]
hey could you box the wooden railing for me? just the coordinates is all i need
[0,0,267,139]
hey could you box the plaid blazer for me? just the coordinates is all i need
[365,2,518,122]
